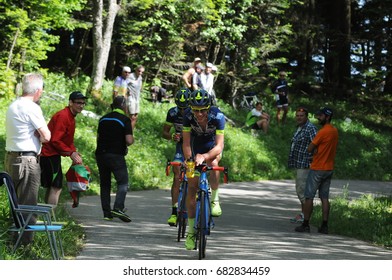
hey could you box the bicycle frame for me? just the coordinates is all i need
[166,160,188,241]
[195,168,212,235]
[194,164,228,259]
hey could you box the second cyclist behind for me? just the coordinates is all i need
[182,89,226,250]
[162,88,191,226]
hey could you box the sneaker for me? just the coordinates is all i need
[318,224,328,234]
[185,233,196,250]
[295,224,310,233]
[103,216,113,221]
[111,209,132,223]
[167,214,177,226]
[290,213,304,223]
[211,201,222,217]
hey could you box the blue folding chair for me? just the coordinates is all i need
[0,172,64,259]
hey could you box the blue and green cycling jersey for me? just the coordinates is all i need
[183,106,225,154]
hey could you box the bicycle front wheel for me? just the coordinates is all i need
[198,191,207,260]
[177,182,188,242]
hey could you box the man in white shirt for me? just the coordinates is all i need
[127,65,145,130]
[5,73,51,244]
[201,62,215,105]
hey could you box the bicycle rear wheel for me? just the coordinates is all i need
[198,191,207,260]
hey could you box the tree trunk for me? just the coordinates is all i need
[71,29,90,77]
[88,0,120,100]
[7,28,19,70]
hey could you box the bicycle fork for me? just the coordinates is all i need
[195,176,214,236]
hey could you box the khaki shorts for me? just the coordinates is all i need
[295,169,309,203]
[127,95,140,115]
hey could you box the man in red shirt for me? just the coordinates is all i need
[295,107,338,234]
[40,91,86,205]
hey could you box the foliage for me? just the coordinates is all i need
[313,187,392,248]
[0,0,86,73]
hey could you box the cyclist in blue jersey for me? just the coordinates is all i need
[182,89,225,250]
[162,88,190,226]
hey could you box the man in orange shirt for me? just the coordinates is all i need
[295,107,338,234]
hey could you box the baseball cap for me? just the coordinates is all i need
[316,107,333,116]
[194,57,202,62]
[211,65,218,71]
[69,91,87,100]
[206,62,213,68]
[196,64,205,70]
[122,66,131,73]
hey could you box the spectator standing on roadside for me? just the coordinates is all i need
[113,66,131,100]
[288,107,317,223]
[95,96,134,222]
[40,91,86,205]
[5,73,51,244]
[127,65,145,131]
[295,107,338,234]
[271,71,289,125]
[192,64,204,90]
[183,57,202,90]
[201,62,214,97]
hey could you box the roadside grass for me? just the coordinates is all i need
[313,188,392,248]
[0,73,391,259]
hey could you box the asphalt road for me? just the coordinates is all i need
[68,179,392,260]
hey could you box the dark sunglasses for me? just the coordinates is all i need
[192,108,209,113]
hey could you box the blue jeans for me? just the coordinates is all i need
[96,153,129,217]
[304,169,334,199]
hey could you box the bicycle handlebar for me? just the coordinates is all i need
[196,163,229,184]
[166,160,229,183]
[165,160,183,176]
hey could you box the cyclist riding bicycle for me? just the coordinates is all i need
[162,88,190,226]
[182,89,225,250]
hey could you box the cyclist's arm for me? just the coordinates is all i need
[162,123,173,140]
[182,128,192,160]
[200,133,224,163]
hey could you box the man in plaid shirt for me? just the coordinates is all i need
[288,107,317,223]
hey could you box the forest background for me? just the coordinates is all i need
[1,0,391,183]
[1,0,392,259]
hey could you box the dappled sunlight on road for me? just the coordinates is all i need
[69,180,392,260]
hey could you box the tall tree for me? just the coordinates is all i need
[88,0,120,99]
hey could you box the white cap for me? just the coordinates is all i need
[206,62,213,68]
[194,57,202,62]
[211,65,218,71]
[122,66,131,72]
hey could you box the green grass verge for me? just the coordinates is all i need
[313,191,392,248]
